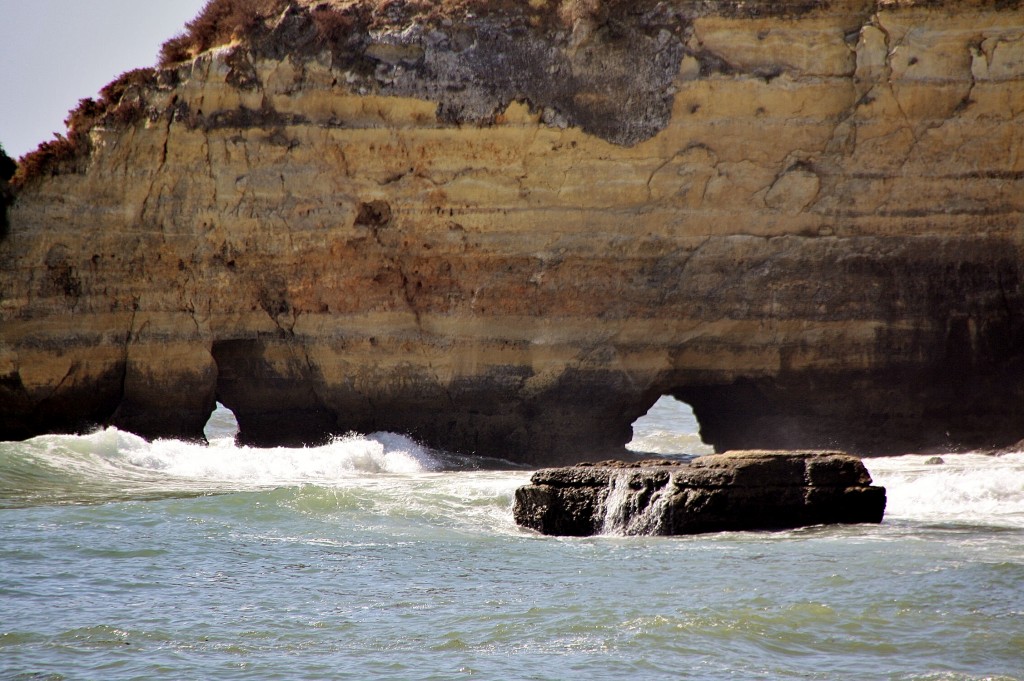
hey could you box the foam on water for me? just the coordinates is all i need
[2,400,1023,532]
[0,425,456,508]
[627,395,715,456]
[4,404,1024,679]
[865,451,1024,529]
[627,396,1024,531]
[626,429,712,457]
[131,430,443,483]
[0,405,532,532]
[600,472,672,536]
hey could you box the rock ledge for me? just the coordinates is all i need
[513,451,886,536]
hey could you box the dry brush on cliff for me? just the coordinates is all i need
[12,69,162,188]
[159,0,291,65]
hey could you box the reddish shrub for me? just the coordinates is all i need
[11,135,84,188]
[159,35,194,65]
[97,68,157,127]
[64,97,104,137]
[312,5,355,45]
[109,100,145,126]
[99,68,157,107]
[11,67,158,188]
[557,0,605,27]
[158,0,289,66]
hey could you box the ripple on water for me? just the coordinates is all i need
[2,424,1024,680]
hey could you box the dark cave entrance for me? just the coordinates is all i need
[628,395,713,457]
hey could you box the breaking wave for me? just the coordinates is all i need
[865,451,1024,529]
[0,426,466,507]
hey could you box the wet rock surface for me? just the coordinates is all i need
[514,451,887,536]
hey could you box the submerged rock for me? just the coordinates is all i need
[513,451,886,536]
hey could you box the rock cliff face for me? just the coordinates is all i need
[513,451,887,536]
[2,0,1023,464]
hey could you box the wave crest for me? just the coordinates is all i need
[0,427,445,506]
[865,452,1024,528]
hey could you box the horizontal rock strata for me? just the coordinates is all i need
[2,0,1024,463]
[513,451,887,536]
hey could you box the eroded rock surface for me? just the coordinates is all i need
[513,451,887,536]
[2,0,1023,463]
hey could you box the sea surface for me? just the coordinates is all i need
[1,397,1022,680]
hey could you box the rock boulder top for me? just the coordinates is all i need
[516,451,887,536]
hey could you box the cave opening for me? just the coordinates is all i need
[203,401,239,442]
[627,395,714,457]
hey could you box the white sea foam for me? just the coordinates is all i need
[626,429,713,456]
[628,395,714,456]
[135,431,442,484]
[600,472,672,535]
[13,426,443,491]
[5,397,1023,532]
[865,452,1024,528]
[631,397,1024,530]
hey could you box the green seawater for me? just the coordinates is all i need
[1,401,1022,680]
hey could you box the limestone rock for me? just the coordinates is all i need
[513,451,887,536]
[2,0,1024,464]
[764,166,821,212]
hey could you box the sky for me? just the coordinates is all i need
[0,0,209,159]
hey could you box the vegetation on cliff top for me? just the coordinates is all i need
[158,0,291,66]
[153,0,624,69]
[9,0,634,188]
[12,68,159,189]
[14,0,982,188]
[13,0,347,188]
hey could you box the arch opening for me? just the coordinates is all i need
[627,395,713,458]
[203,401,239,442]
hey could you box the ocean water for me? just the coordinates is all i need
[1,397,1022,680]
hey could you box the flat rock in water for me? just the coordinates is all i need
[514,451,886,536]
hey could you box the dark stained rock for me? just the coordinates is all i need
[514,451,886,536]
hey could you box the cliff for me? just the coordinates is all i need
[2,0,1023,464]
